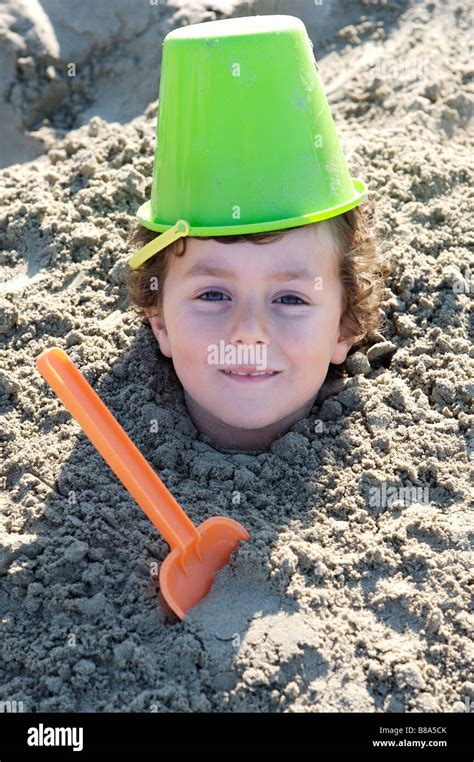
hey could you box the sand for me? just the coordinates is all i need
[0,0,473,712]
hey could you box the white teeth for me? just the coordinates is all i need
[222,370,275,376]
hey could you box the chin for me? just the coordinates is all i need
[216,410,281,430]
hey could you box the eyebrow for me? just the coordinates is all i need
[183,263,316,281]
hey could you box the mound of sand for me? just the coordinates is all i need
[1,0,472,712]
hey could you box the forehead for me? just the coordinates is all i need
[172,221,339,280]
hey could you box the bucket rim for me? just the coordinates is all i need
[136,179,368,236]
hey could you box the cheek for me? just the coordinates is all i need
[276,309,338,357]
[276,311,327,339]
[181,302,232,339]
[166,302,219,359]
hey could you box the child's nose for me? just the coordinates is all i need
[228,300,270,346]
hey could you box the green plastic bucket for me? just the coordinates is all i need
[130,15,367,269]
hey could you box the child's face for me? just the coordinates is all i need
[148,222,352,441]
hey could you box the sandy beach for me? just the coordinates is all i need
[0,0,472,712]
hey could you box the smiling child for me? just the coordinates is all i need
[124,15,391,452]
[126,205,390,452]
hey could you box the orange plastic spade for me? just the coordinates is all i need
[35,347,249,620]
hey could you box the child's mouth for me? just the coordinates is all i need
[218,369,281,382]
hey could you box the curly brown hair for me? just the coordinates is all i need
[124,201,392,354]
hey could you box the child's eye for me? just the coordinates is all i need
[197,290,230,301]
[196,292,308,305]
[274,294,308,305]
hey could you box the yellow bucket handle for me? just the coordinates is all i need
[128,219,190,270]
